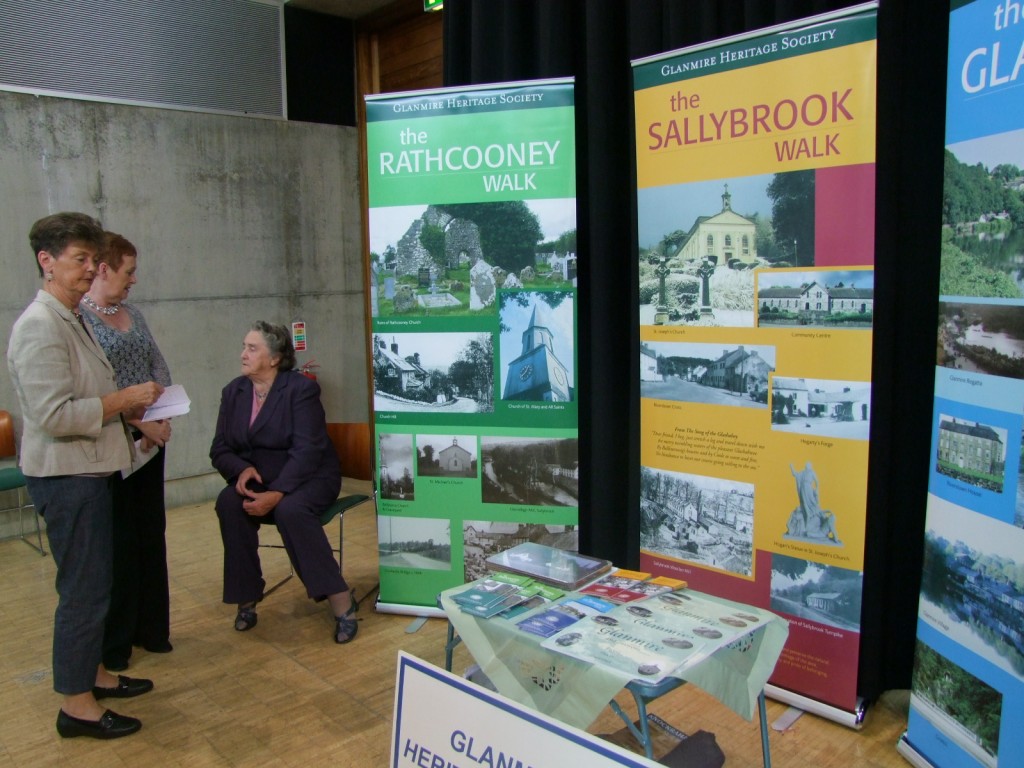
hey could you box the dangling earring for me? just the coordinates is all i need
[45,272,54,281]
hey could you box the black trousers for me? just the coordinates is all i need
[103,447,170,666]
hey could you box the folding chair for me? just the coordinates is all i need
[0,409,46,556]
[260,421,377,597]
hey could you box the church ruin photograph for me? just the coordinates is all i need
[368,199,577,317]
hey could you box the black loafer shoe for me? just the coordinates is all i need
[142,640,173,654]
[93,675,154,700]
[56,709,142,739]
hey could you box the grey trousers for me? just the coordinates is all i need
[26,474,113,695]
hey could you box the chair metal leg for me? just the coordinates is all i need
[17,488,46,556]
[261,546,294,597]
[634,692,654,761]
[335,512,365,608]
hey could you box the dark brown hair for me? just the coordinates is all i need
[28,212,104,277]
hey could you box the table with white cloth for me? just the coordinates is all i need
[439,582,789,763]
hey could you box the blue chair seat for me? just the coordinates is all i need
[0,465,26,493]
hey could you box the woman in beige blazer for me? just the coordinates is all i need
[6,212,164,741]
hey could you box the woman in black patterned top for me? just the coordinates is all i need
[81,232,174,671]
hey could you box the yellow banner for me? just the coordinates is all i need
[639,322,873,572]
[636,42,876,188]
[634,7,877,712]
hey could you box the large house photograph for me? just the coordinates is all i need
[757,269,875,328]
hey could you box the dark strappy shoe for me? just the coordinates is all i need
[334,600,358,644]
[234,603,258,632]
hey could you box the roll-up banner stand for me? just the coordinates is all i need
[898,1,1024,766]
[632,4,877,726]
[364,79,580,615]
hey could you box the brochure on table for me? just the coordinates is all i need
[442,578,789,724]
[539,589,773,685]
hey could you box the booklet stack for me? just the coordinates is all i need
[516,593,616,638]
[578,568,688,603]
[485,542,612,590]
[512,571,689,638]
[452,572,564,619]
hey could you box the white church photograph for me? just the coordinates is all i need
[499,290,575,402]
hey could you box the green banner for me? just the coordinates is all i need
[365,80,579,611]
[366,105,576,206]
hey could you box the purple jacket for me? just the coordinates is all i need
[210,371,340,501]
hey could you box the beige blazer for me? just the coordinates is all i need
[6,290,132,477]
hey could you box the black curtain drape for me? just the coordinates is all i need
[284,6,356,126]
[443,0,947,702]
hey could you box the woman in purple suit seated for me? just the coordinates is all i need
[210,321,357,644]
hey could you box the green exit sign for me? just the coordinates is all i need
[423,0,443,10]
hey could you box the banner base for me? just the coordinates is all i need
[764,684,866,730]
[374,597,446,619]
[896,733,935,767]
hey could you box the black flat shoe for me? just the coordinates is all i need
[56,709,142,739]
[235,604,258,632]
[142,640,173,653]
[93,675,154,700]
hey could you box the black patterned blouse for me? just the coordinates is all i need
[82,304,172,389]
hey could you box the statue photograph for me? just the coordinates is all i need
[785,461,840,544]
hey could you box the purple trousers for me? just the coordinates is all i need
[215,476,347,604]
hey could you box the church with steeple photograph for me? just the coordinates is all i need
[673,183,759,269]
[638,172,819,328]
[499,290,575,402]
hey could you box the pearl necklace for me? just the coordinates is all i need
[82,294,120,316]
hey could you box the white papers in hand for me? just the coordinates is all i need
[142,384,191,421]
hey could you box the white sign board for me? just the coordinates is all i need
[391,652,659,767]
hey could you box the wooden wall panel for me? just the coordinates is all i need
[357,0,443,97]
[352,1,444,431]
[327,422,373,481]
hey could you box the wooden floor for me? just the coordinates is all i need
[0,481,912,767]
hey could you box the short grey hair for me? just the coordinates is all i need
[251,321,296,372]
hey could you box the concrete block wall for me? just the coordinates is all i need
[0,90,370,526]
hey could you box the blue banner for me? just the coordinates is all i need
[901,2,1024,766]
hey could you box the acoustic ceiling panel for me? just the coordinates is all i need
[0,0,285,118]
